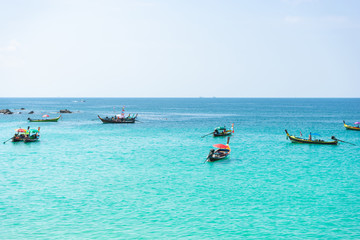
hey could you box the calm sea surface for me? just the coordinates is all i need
[1,98,360,239]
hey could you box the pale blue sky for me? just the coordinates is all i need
[0,0,359,97]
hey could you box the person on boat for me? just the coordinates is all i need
[309,133,312,141]
[207,149,215,159]
[214,129,219,135]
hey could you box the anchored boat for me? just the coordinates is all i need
[213,125,233,137]
[28,115,61,122]
[98,114,138,124]
[98,106,138,124]
[202,124,234,138]
[285,130,338,145]
[343,121,360,131]
[206,137,231,162]
[9,127,40,143]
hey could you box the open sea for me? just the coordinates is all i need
[1,98,360,239]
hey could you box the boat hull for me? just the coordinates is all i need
[207,154,229,162]
[213,131,232,137]
[28,116,61,122]
[343,122,360,131]
[285,130,338,145]
[23,138,39,143]
[207,149,230,162]
[288,136,338,145]
[98,115,137,124]
[11,136,23,142]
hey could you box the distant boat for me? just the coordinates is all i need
[285,130,338,145]
[206,137,231,162]
[343,121,360,131]
[28,115,61,122]
[213,125,233,137]
[201,124,234,138]
[98,114,138,124]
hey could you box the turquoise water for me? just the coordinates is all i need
[1,98,360,239]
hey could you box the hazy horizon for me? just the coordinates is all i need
[1,0,359,98]
[1,96,360,99]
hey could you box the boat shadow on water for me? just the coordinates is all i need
[286,141,339,147]
[204,157,243,165]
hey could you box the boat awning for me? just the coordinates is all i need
[15,128,27,132]
[213,144,229,149]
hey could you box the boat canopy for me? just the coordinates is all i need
[213,144,229,149]
[15,128,27,133]
[215,126,226,131]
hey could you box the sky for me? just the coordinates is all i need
[0,0,359,97]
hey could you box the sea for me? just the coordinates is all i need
[1,98,359,239]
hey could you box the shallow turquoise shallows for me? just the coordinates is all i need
[1,98,360,239]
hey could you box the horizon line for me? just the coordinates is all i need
[0,97,359,99]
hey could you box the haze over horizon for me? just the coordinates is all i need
[1,0,359,98]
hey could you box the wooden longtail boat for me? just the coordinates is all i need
[343,121,360,131]
[9,128,40,143]
[206,137,231,162]
[98,114,138,124]
[285,130,338,145]
[28,115,61,122]
[213,124,234,137]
